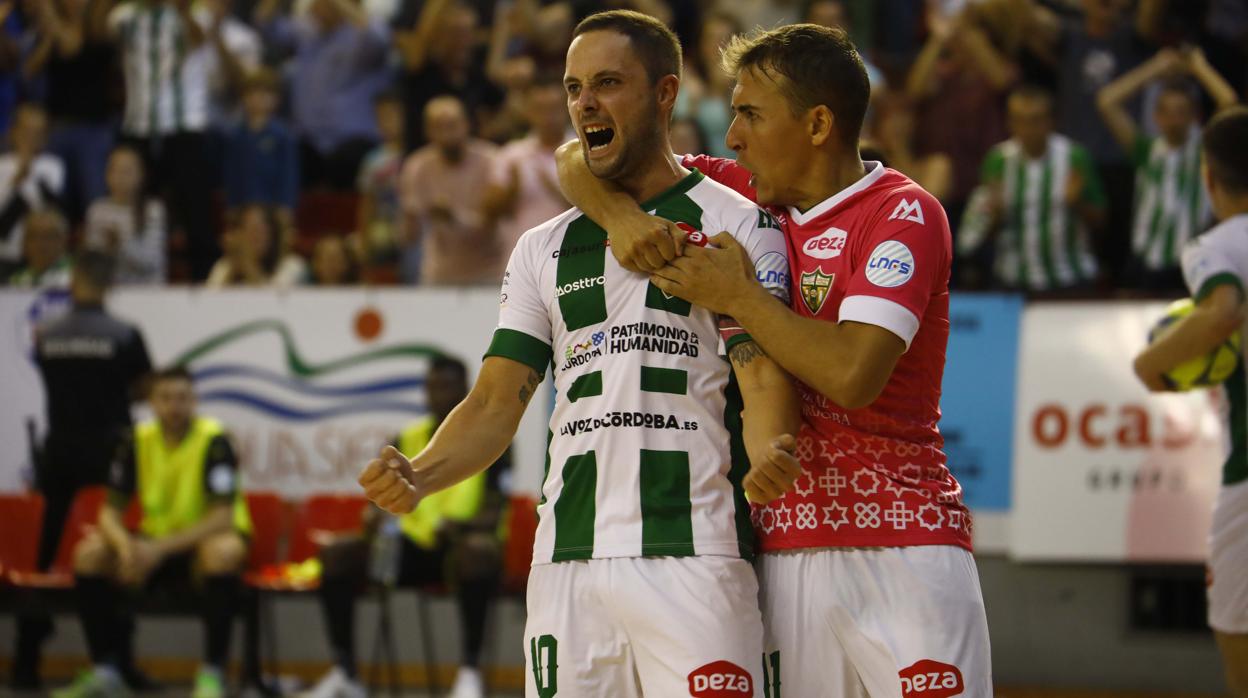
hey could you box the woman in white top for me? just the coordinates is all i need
[83,146,167,284]
[205,204,306,288]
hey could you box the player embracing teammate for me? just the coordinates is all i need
[559,22,993,698]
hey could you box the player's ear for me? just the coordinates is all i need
[808,105,835,147]
[655,74,680,115]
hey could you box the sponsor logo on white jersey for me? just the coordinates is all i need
[865,241,915,288]
[803,227,848,259]
[889,198,925,225]
[754,251,790,289]
[555,275,605,297]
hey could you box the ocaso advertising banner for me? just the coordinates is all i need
[1010,302,1223,562]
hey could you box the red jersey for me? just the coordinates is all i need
[683,155,972,551]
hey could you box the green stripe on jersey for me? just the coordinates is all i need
[1224,362,1248,485]
[552,451,597,561]
[642,172,706,317]
[555,217,609,331]
[639,450,694,556]
[485,329,552,375]
[567,371,603,403]
[1195,273,1245,303]
[722,374,755,559]
[640,366,687,395]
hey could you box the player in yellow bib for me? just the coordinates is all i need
[56,367,250,698]
[304,355,509,698]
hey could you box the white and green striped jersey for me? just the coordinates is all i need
[485,170,789,565]
[1181,213,1248,487]
[1131,130,1211,271]
[110,3,213,136]
[979,134,1106,291]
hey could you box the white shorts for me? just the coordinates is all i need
[1209,479,1248,634]
[524,556,764,697]
[757,546,992,698]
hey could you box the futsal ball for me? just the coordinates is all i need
[1149,298,1242,390]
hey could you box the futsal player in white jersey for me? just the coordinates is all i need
[1135,107,1248,697]
[360,10,802,697]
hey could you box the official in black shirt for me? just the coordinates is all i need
[13,251,152,690]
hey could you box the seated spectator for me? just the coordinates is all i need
[223,68,298,225]
[0,103,65,281]
[305,355,506,698]
[1098,46,1238,291]
[356,90,405,267]
[485,76,570,278]
[399,95,500,286]
[869,92,953,202]
[306,234,360,285]
[82,145,167,285]
[205,204,307,288]
[959,86,1107,294]
[52,367,249,698]
[256,0,392,190]
[9,208,72,289]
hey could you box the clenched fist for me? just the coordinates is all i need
[359,445,420,514]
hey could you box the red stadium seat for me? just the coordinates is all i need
[501,495,538,595]
[243,492,285,574]
[286,494,369,564]
[0,492,45,585]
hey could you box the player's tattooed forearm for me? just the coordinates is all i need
[519,369,541,404]
[729,341,766,368]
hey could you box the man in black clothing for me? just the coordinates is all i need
[12,251,153,690]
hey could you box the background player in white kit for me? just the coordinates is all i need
[361,10,802,697]
[1134,106,1248,698]
[558,23,992,697]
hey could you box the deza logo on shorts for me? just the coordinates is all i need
[555,275,605,297]
[865,240,915,288]
[803,226,848,259]
[688,660,752,697]
[899,659,964,697]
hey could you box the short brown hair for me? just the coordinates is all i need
[721,23,868,147]
[1203,106,1248,194]
[572,10,682,85]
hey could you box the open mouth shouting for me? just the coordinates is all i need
[584,124,616,155]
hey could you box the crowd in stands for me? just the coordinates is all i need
[0,0,1244,296]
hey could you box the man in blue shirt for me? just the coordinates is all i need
[256,0,392,190]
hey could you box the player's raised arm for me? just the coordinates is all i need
[360,356,540,514]
[554,139,683,273]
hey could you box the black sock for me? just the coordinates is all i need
[202,574,241,668]
[318,575,358,677]
[457,575,497,668]
[76,575,123,667]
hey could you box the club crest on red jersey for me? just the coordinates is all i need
[800,268,834,314]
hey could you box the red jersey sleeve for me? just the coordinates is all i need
[838,188,950,348]
[680,154,758,202]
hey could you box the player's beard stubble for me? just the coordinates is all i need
[585,97,665,185]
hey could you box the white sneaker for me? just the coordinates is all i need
[300,667,367,698]
[446,667,484,698]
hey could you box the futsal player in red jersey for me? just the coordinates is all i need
[557,22,992,697]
